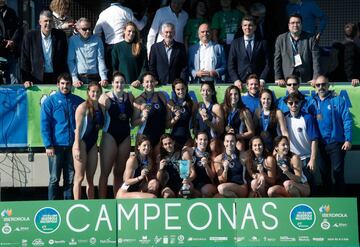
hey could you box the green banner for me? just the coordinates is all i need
[0,200,116,246]
[26,84,358,147]
[0,198,358,246]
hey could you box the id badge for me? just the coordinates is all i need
[294,54,302,67]
[226,33,235,45]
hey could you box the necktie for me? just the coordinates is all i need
[246,40,252,59]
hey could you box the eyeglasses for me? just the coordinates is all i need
[315,83,328,88]
[287,101,300,106]
[289,21,301,25]
[81,28,91,32]
[286,83,298,87]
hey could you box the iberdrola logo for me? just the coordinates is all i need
[319,205,330,214]
[1,209,13,217]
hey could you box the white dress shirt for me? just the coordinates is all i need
[147,6,188,54]
[94,3,147,45]
[41,32,53,73]
[244,36,254,51]
[199,41,215,81]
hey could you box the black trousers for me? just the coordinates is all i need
[318,142,346,195]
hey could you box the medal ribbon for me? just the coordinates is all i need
[138,93,154,134]
[112,92,126,114]
[260,111,270,132]
[227,109,238,127]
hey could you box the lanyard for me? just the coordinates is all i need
[254,156,264,165]
[94,108,102,128]
[112,92,126,113]
[166,152,179,164]
[289,36,298,55]
[195,147,208,158]
[276,154,287,167]
[201,102,212,113]
[145,92,154,105]
[227,109,238,126]
[224,152,236,161]
[139,156,149,169]
[174,97,185,106]
[260,111,270,131]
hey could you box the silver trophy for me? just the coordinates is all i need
[179,160,191,197]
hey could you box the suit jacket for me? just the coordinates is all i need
[274,31,320,82]
[148,40,187,85]
[21,28,68,83]
[228,36,270,83]
[188,41,226,83]
[343,40,360,81]
[0,5,22,57]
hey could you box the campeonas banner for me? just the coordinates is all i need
[0,83,356,147]
[0,198,358,246]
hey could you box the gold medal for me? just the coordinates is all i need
[317,114,322,120]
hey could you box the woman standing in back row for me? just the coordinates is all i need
[112,21,148,87]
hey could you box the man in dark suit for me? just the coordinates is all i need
[274,13,320,86]
[21,10,68,88]
[343,23,360,87]
[148,22,187,85]
[228,16,270,90]
[0,0,22,84]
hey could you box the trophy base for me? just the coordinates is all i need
[180,185,191,198]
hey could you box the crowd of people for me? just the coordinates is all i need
[41,71,352,200]
[1,0,355,199]
[0,0,356,87]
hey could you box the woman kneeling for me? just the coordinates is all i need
[116,135,159,198]
[268,136,311,197]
